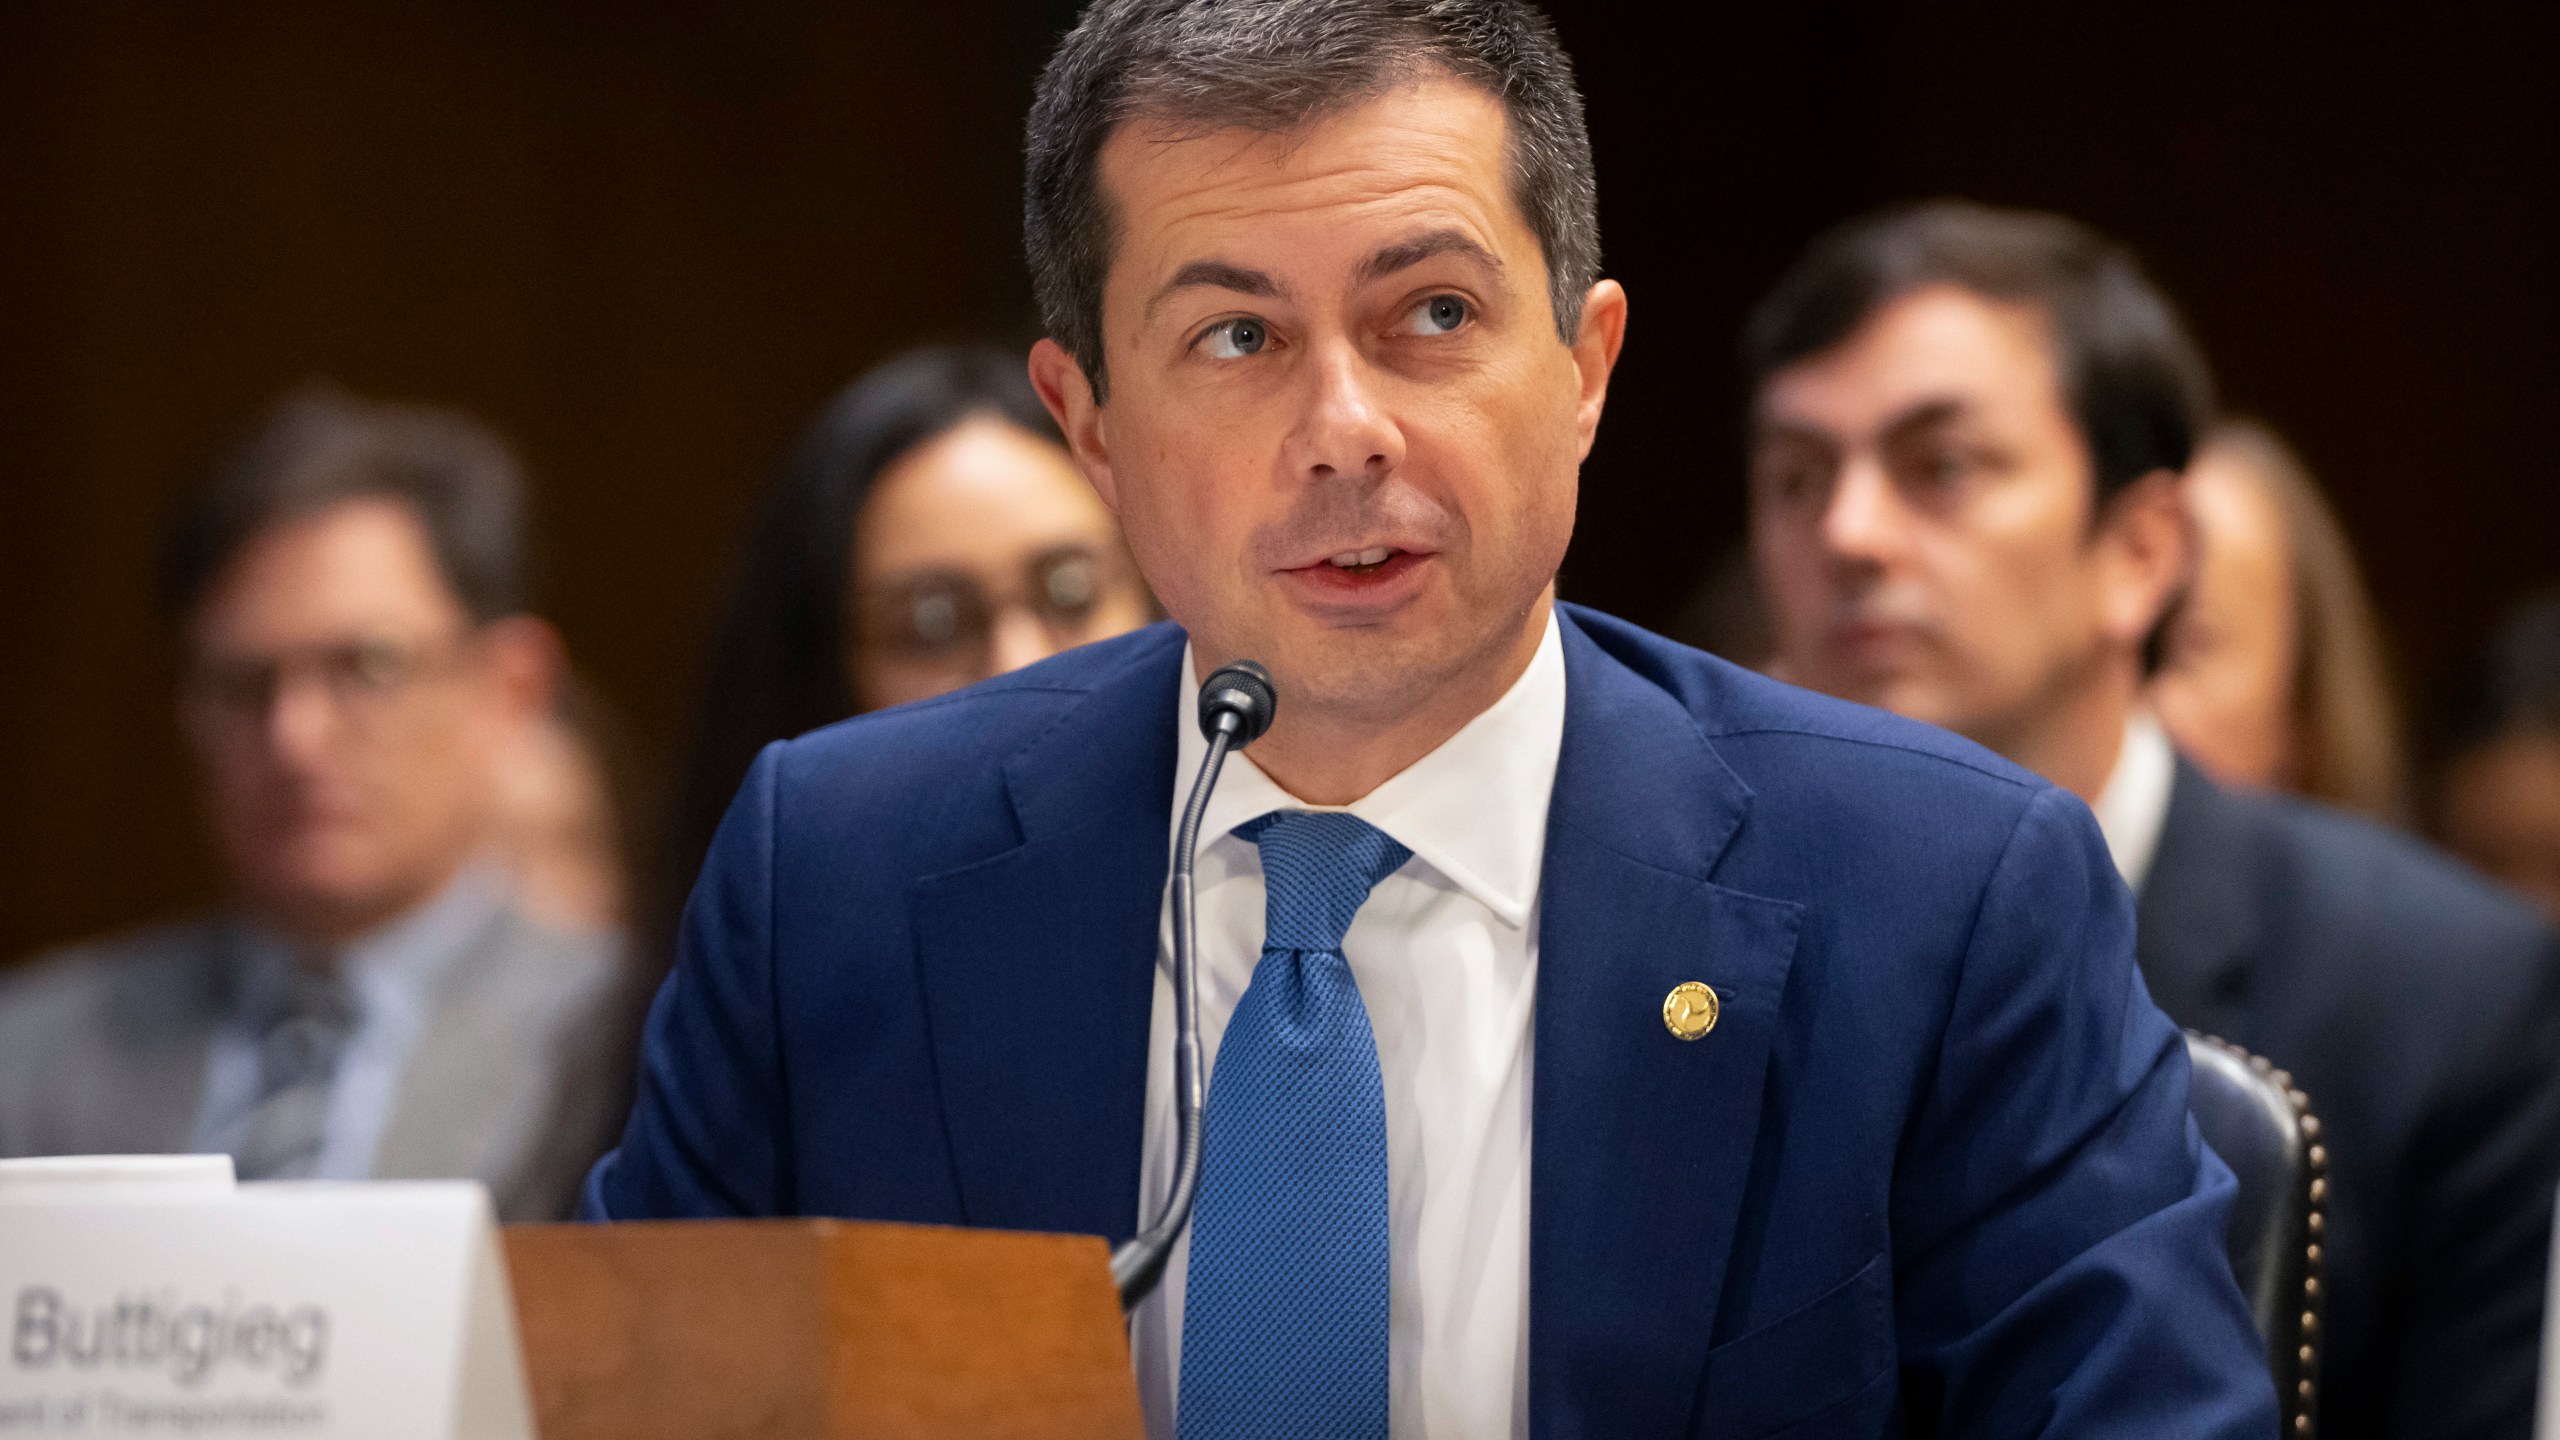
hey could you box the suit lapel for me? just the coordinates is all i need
[375,908,618,1220]
[909,631,1183,1242]
[374,905,519,1184]
[1531,615,1803,1438]
[2135,760,2264,1045]
[79,927,229,1154]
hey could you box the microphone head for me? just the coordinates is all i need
[1197,660,1278,746]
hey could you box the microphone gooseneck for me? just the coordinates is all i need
[1112,659,1277,1309]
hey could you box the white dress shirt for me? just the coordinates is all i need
[1132,609,1567,1440]
[190,860,505,1178]
[2091,709,2178,894]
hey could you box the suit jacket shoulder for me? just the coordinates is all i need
[0,905,624,1221]
[2140,761,2560,1440]
[756,620,1189,881]
[771,609,2053,899]
[376,904,626,1222]
[0,921,227,1157]
[2142,762,2550,1047]
[1559,605,2056,904]
[2259,786,2546,976]
[1564,605,2043,792]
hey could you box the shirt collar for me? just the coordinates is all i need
[2091,709,2177,893]
[231,859,509,1023]
[1171,607,1568,929]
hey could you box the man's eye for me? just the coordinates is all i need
[1198,317,1268,359]
[1752,451,1827,505]
[1897,447,1976,492]
[1407,294,1470,336]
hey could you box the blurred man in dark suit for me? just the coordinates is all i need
[0,389,625,1221]
[1748,199,2560,1440]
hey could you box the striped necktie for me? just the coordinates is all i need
[230,962,356,1181]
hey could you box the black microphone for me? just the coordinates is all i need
[1111,659,1278,1308]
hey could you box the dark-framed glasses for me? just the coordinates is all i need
[183,632,476,738]
[856,545,1131,667]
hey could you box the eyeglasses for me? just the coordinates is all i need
[182,632,477,740]
[854,545,1133,667]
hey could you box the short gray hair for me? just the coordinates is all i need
[1025,0,1600,401]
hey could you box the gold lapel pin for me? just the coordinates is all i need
[1663,981,1719,1041]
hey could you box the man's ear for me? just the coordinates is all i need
[2095,468,2196,651]
[1569,280,1629,463]
[1029,338,1119,513]
[480,615,564,728]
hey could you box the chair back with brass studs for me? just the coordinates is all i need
[2183,1031,2325,1438]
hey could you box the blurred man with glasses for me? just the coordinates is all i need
[0,389,625,1220]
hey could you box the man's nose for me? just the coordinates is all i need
[1286,344,1404,484]
[986,608,1055,679]
[261,673,343,764]
[1817,459,1910,571]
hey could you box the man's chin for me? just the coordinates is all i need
[1859,679,1983,739]
[1260,624,1454,721]
[242,851,431,942]
[1794,662,1953,727]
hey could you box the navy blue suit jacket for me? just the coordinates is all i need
[588,607,2275,1438]
[2140,760,2560,1440]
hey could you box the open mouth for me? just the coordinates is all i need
[1278,545,1429,603]
[1326,546,1398,576]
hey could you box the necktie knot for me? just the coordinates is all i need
[1236,811,1411,954]
[231,962,357,1182]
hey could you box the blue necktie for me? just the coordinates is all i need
[1179,811,1410,1440]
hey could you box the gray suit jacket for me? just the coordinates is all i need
[0,901,626,1222]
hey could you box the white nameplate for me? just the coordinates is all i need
[2539,1178,2560,1440]
[0,1161,531,1439]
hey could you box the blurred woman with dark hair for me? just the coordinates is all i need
[653,345,1154,984]
[2152,418,2409,820]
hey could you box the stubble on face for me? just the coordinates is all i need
[1075,74,1599,752]
[1749,286,2110,744]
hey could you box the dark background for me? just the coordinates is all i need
[3,1,2553,963]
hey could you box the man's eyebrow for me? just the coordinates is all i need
[1355,228,1503,288]
[1878,397,1971,443]
[1752,397,1966,448]
[1146,260,1285,324]
[1751,417,1837,451]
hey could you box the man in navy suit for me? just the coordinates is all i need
[588,2,2275,1433]
[1745,200,2560,1439]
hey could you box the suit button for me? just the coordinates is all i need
[1663,981,1720,1040]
